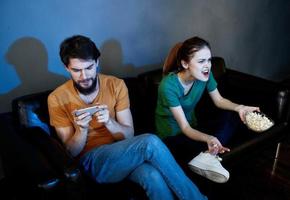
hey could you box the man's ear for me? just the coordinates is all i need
[64,65,70,72]
[181,60,188,69]
[96,59,100,73]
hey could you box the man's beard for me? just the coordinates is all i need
[73,77,97,95]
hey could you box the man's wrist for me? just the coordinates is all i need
[105,118,113,126]
[79,125,89,133]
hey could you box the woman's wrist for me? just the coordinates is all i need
[234,104,244,112]
[206,135,216,143]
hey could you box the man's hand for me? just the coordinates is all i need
[73,112,92,129]
[94,104,110,124]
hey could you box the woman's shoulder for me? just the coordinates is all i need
[159,73,180,92]
[160,72,178,85]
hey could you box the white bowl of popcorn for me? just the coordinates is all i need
[245,111,274,132]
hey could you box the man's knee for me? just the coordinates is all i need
[134,133,169,159]
[140,133,163,147]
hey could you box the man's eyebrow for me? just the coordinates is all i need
[70,63,94,70]
[86,63,94,68]
[70,67,80,71]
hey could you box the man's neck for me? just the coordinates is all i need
[78,77,99,104]
[79,89,99,104]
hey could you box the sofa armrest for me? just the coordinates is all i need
[21,126,83,184]
[222,122,288,166]
[12,90,53,134]
[219,69,290,123]
[0,113,62,190]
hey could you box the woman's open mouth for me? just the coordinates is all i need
[202,68,210,76]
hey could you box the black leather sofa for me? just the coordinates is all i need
[0,57,289,199]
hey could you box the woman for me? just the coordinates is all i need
[155,37,259,183]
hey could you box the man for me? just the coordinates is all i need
[48,35,207,200]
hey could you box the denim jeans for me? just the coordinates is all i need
[79,133,207,200]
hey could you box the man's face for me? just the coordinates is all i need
[66,58,98,94]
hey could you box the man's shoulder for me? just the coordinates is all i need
[48,80,73,102]
[99,74,125,86]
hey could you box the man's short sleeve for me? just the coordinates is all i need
[48,93,72,127]
[115,80,130,112]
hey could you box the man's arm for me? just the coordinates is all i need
[94,105,134,140]
[54,112,92,157]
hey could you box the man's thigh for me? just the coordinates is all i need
[79,134,152,183]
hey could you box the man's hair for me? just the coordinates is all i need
[59,35,101,66]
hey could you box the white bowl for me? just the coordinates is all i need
[245,111,274,133]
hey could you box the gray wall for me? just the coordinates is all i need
[0,0,290,113]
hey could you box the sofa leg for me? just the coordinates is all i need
[271,142,281,176]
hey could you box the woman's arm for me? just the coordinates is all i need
[209,88,259,122]
[170,106,229,154]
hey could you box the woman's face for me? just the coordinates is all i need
[181,47,212,81]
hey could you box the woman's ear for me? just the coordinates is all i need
[181,60,188,69]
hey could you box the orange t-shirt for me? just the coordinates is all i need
[48,74,130,156]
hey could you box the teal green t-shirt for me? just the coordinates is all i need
[155,72,217,138]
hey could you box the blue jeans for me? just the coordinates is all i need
[79,134,207,200]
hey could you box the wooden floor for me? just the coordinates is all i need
[210,135,290,200]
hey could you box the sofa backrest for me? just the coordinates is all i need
[15,55,287,138]
[11,77,150,135]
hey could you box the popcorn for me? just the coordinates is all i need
[245,112,274,132]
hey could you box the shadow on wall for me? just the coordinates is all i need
[99,39,162,78]
[0,37,67,113]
